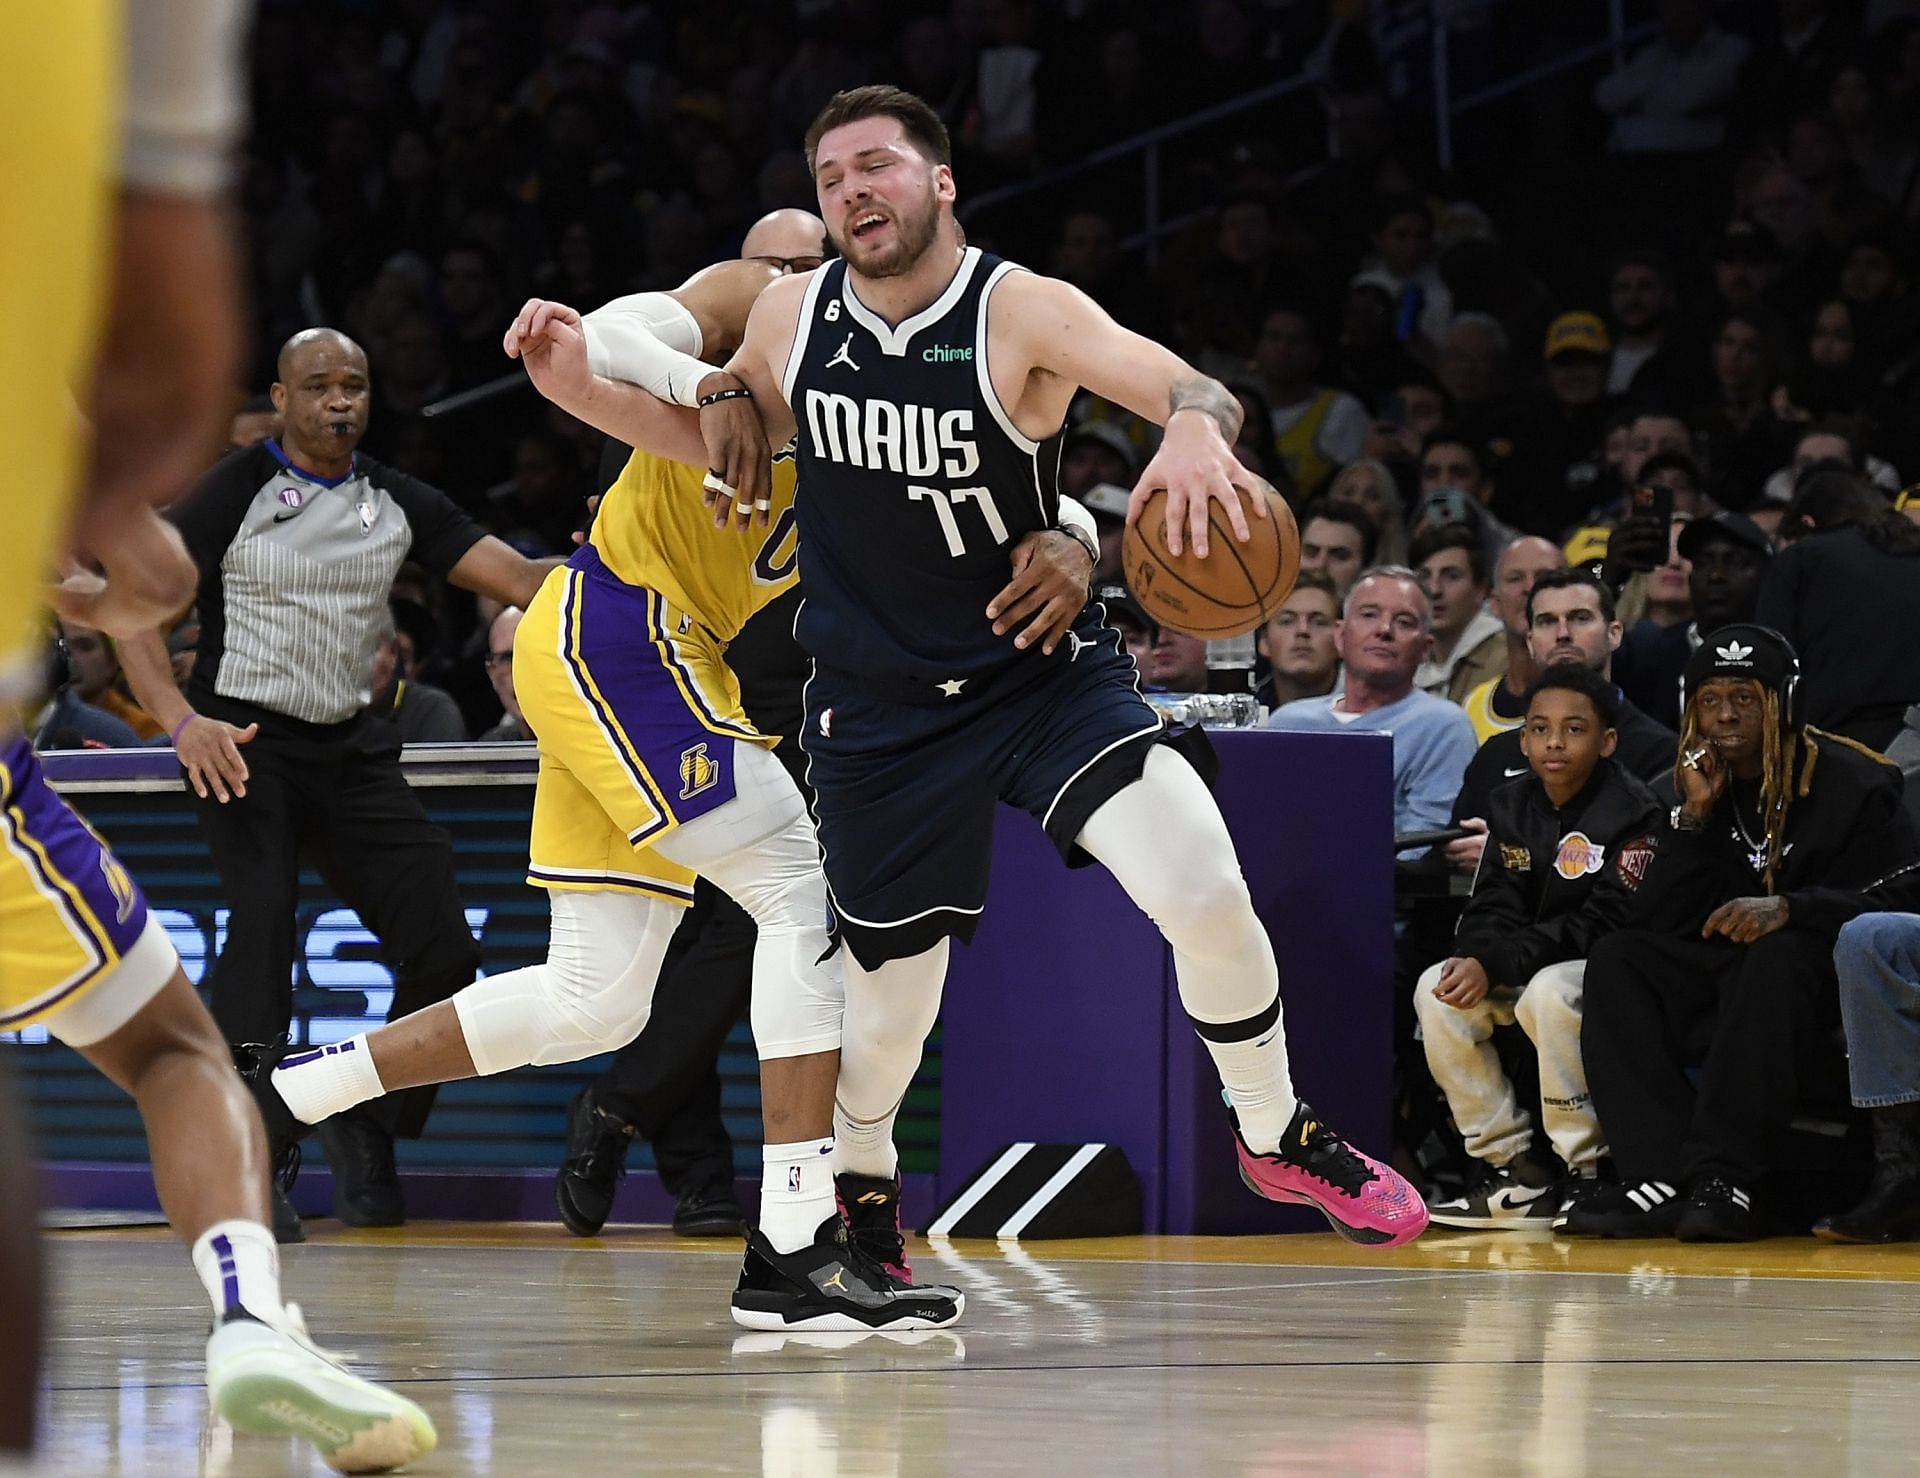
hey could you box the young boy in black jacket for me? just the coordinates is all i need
[1419,665,1663,1227]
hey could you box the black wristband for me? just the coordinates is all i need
[1053,522,1098,566]
[698,386,753,408]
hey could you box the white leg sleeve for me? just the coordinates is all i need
[833,941,949,1178]
[1074,745,1297,1150]
[452,890,679,1078]
[652,741,844,1060]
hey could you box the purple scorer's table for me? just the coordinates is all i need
[937,726,1393,1234]
[34,730,1391,1234]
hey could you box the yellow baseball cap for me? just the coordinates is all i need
[1562,525,1612,565]
[1544,311,1612,360]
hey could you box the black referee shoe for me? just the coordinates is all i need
[673,1182,749,1238]
[319,1105,406,1228]
[730,1214,964,1332]
[555,1087,634,1237]
[232,1042,307,1245]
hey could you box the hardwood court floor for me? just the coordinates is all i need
[35,1222,1920,1476]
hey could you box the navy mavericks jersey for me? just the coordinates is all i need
[784,246,1065,696]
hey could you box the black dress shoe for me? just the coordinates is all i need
[673,1183,749,1238]
[232,1042,306,1244]
[269,1175,306,1245]
[1815,1103,1920,1243]
[555,1087,635,1237]
[318,1105,405,1228]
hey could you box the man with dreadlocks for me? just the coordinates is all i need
[1561,625,1917,1241]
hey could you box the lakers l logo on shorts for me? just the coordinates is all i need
[98,852,137,924]
[679,742,719,801]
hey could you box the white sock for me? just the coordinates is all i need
[759,1137,836,1254]
[832,1097,901,1180]
[271,1037,386,1125]
[1191,997,1298,1155]
[192,1218,283,1323]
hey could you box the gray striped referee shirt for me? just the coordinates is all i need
[171,441,484,725]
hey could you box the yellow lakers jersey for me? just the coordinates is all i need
[1462,675,1524,746]
[588,444,800,641]
[1,6,123,703]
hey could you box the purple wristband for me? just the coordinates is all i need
[168,712,199,747]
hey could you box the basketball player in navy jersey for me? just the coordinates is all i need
[524,85,1427,1256]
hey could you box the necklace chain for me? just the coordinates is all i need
[1729,789,1768,871]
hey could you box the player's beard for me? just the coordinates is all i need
[841,187,941,279]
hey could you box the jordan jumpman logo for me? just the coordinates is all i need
[826,333,860,372]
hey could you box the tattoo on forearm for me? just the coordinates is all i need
[1168,376,1243,440]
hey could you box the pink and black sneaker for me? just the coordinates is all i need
[835,1170,912,1281]
[1231,1099,1428,1248]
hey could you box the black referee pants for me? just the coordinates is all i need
[192,708,479,1138]
[593,878,754,1196]
[1582,927,1840,1190]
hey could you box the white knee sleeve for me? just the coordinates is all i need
[837,941,948,1120]
[453,891,678,1077]
[1071,746,1296,1145]
[1075,746,1279,1026]
[655,742,844,1060]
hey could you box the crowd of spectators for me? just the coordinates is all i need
[34,0,1920,1240]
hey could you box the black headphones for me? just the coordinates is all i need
[1679,623,1802,729]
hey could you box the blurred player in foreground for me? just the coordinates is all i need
[1,3,433,1470]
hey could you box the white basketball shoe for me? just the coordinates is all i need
[206,1305,436,1474]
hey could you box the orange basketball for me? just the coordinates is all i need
[1120,485,1300,639]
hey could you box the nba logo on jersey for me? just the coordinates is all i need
[787,1165,802,1192]
[678,743,719,801]
[356,499,376,535]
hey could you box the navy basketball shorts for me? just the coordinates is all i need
[800,619,1164,970]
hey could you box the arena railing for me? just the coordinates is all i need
[959,2,1657,264]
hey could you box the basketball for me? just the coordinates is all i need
[1120,484,1300,639]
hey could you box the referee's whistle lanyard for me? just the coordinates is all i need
[264,438,358,487]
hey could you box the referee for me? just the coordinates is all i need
[121,327,556,1241]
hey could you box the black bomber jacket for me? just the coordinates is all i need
[1454,757,1664,991]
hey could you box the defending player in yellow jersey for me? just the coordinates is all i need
[514,439,799,903]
